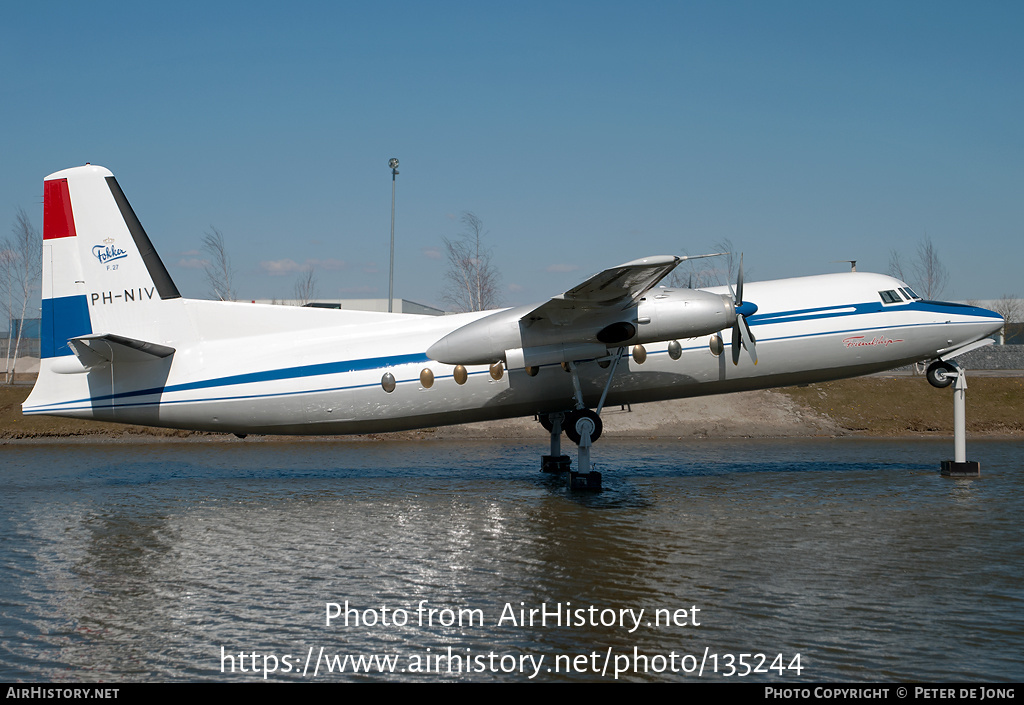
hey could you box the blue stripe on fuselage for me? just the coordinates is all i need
[748,299,1001,325]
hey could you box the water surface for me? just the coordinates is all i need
[1,437,1021,681]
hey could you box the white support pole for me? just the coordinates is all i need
[953,370,967,464]
[941,363,980,476]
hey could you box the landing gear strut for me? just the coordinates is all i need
[540,412,571,473]
[933,360,981,477]
[539,409,603,489]
[537,349,626,490]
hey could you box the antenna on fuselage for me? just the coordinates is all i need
[832,260,857,272]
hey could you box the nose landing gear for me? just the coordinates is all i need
[928,360,981,477]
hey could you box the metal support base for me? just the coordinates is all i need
[541,455,571,473]
[570,471,602,491]
[941,460,981,477]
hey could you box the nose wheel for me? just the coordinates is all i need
[926,360,957,388]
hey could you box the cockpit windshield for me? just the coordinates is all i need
[879,286,922,304]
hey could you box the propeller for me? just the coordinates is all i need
[727,254,758,365]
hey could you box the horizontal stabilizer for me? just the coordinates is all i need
[69,333,175,365]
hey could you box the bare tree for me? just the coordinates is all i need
[0,246,16,381]
[2,208,41,383]
[887,248,907,282]
[888,235,948,299]
[442,212,501,312]
[668,238,736,289]
[912,235,948,299]
[202,226,235,301]
[293,265,318,306]
[991,294,1022,342]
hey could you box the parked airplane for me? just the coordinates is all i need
[24,164,1003,484]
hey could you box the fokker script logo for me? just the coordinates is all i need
[843,335,903,348]
[92,237,128,265]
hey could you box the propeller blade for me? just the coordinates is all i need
[728,252,758,366]
[738,315,757,365]
[736,253,744,305]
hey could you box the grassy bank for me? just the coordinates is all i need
[0,386,198,439]
[778,376,1024,436]
[2,376,1021,440]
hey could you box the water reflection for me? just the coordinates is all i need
[1,438,1021,681]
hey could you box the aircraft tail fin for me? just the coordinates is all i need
[40,164,180,359]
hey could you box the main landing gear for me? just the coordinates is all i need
[540,410,604,490]
[538,348,625,491]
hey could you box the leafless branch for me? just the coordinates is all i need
[912,235,948,299]
[441,212,501,312]
[2,207,41,382]
[293,265,318,306]
[888,236,948,299]
[991,294,1022,341]
[667,238,736,289]
[887,248,907,282]
[202,226,235,301]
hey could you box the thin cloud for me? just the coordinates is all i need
[260,258,304,275]
[177,257,209,270]
[546,263,579,273]
[309,258,346,271]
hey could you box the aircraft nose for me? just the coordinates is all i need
[960,303,1004,340]
[987,313,1005,337]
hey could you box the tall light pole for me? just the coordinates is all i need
[388,158,399,313]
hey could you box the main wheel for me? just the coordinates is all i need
[564,409,603,445]
[926,361,957,389]
[539,411,567,433]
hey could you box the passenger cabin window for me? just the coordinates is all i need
[878,290,903,304]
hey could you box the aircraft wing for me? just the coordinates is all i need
[427,253,733,366]
[522,255,681,327]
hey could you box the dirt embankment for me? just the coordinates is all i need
[780,376,1024,437]
[2,377,1021,442]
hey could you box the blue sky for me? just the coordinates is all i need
[2,2,1021,308]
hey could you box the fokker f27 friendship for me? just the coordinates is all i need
[24,165,1003,486]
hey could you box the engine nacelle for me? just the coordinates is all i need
[635,289,735,343]
[426,306,530,366]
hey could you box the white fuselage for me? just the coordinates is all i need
[24,271,1002,435]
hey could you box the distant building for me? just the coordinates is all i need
[1005,322,1024,345]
